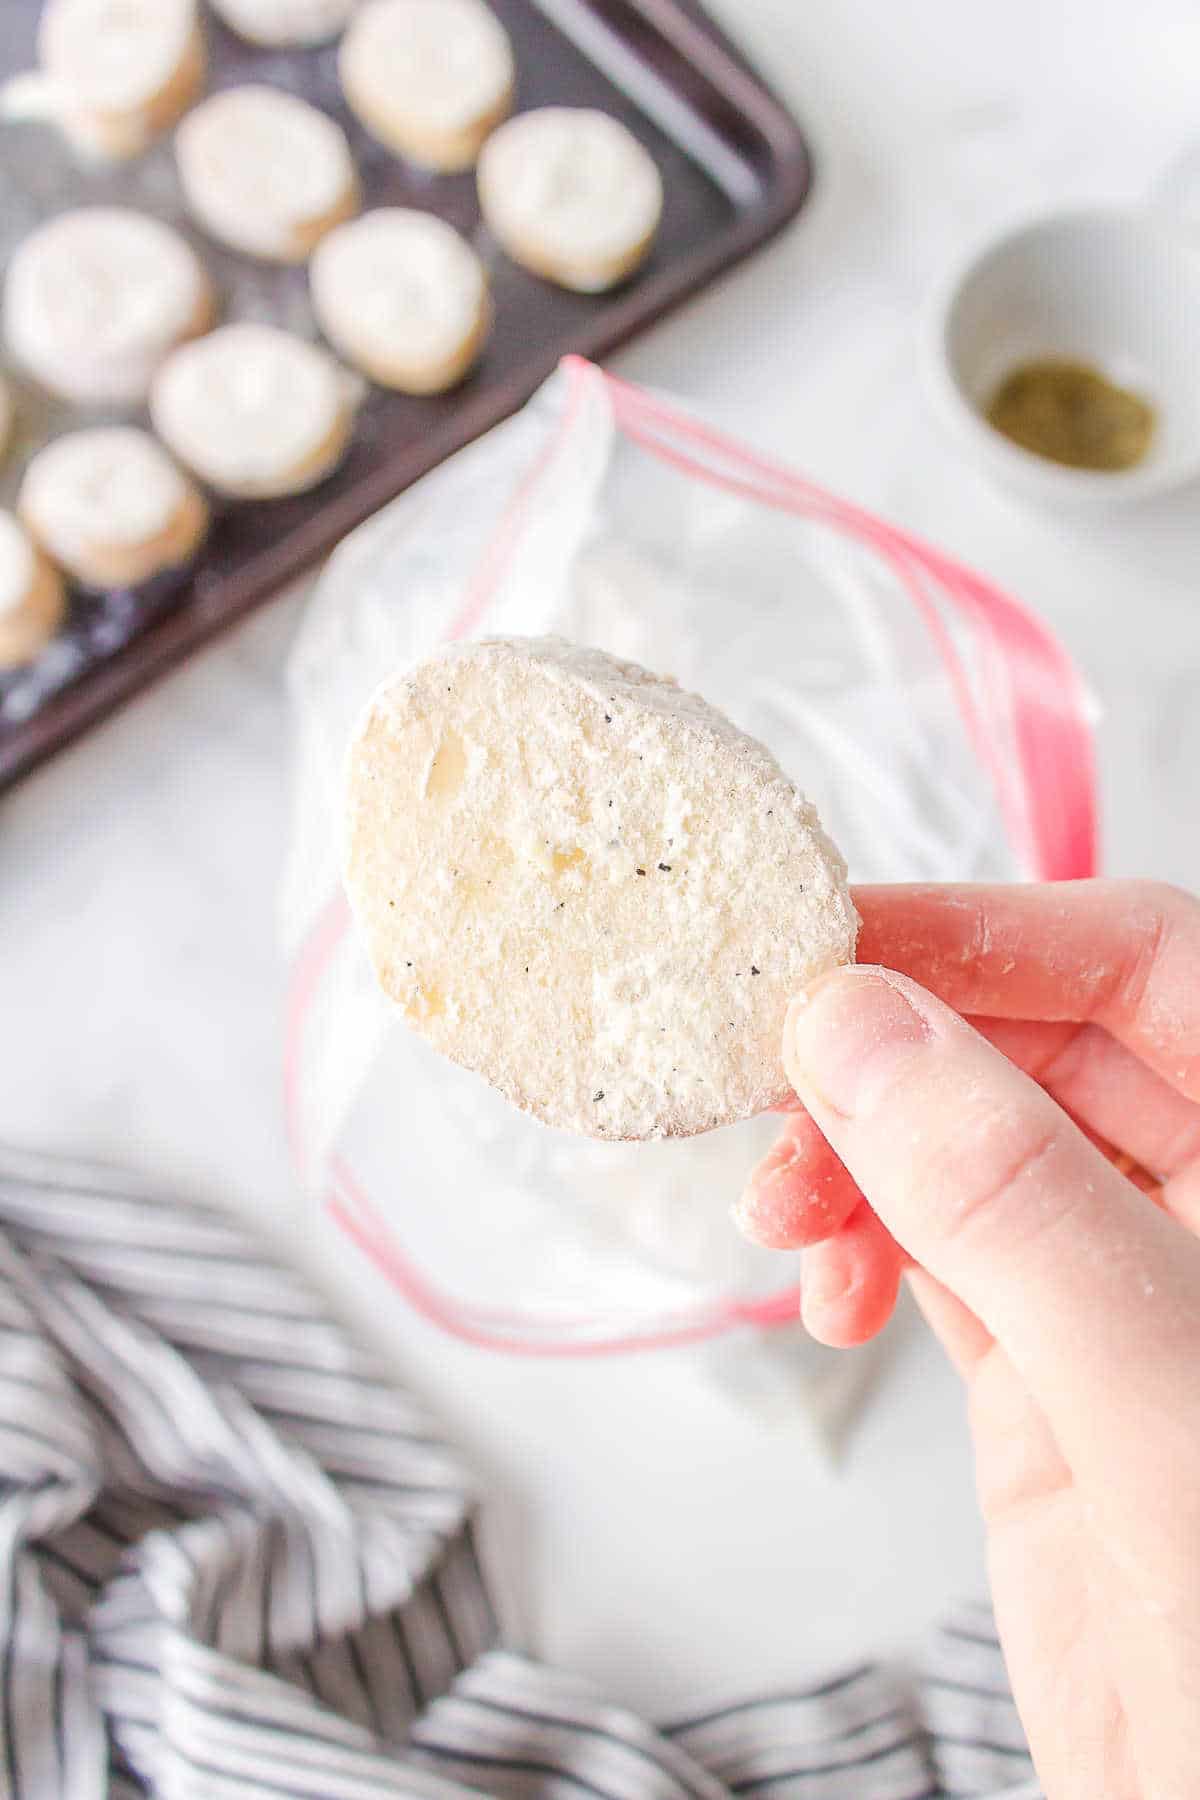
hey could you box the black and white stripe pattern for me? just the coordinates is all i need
[920,1602,1038,1798]
[0,1148,1041,1797]
[665,1664,932,1798]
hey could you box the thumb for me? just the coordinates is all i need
[783,966,1200,1449]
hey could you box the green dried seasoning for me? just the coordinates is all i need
[985,358,1155,472]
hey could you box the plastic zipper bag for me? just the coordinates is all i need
[282,357,1096,1427]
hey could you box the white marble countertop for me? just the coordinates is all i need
[5,0,1200,1719]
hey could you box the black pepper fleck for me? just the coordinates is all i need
[604,714,612,723]
[636,868,646,876]
[593,1090,605,1102]
[555,901,565,911]
[751,965,760,976]
[406,961,413,967]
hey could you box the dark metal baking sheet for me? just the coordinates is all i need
[0,0,813,790]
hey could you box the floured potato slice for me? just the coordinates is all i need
[37,0,205,161]
[0,510,66,668]
[175,86,359,264]
[343,637,857,1140]
[339,0,514,173]
[18,427,208,588]
[477,108,662,292]
[6,207,214,407]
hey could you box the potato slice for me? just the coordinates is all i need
[343,637,858,1140]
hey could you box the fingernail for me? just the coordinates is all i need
[784,967,931,1119]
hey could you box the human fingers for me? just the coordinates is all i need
[782,966,1200,1465]
[905,1268,993,1376]
[804,1113,1166,1352]
[734,1109,863,1248]
[971,1017,1200,1190]
[798,1205,904,1345]
[852,881,1200,1101]
[740,1010,1190,1253]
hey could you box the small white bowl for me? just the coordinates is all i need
[925,207,1200,504]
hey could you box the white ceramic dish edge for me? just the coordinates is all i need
[923,203,1200,506]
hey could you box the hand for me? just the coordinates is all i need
[736,881,1200,1800]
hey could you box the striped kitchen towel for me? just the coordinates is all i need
[0,1146,1041,1799]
